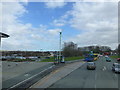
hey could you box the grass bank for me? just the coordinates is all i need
[110,55,120,59]
[41,56,84,62]
[7,58,34,62]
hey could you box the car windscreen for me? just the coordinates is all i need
[94,55,98,57]
[88,63,95,65]
[115,64,120,68]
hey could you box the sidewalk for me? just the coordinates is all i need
[30,61,85,88]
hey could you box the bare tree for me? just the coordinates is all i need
[63,42,81,57]
[118,44,120,56]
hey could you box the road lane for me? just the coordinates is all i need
[2,62,53,88]
[49,63,96,88]
[95,56,118,88]
[49,56,119,88]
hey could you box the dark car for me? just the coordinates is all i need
[112,63,120,73]
[87,62,96,70]
[117,58,120,62]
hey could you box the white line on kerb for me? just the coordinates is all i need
[8,65,55,89]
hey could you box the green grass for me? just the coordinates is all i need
[12,58,34,62]
[110,55,120,59]
[41,57,54,62]
[64,56,84,61]
[41,56,84,62]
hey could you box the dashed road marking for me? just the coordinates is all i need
[102,66,106,71]
[24,74,29,77]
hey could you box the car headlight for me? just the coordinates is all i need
[115,68,119,71]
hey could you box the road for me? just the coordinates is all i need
[2,61,53,88]
[49,56,120,88]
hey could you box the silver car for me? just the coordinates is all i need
[112,63,120,73]
[87,62,96,70]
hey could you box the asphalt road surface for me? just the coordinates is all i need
[2,61,53,88]
[49,56,120,88]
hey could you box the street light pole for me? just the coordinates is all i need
[59,32,62,63]
[0,32,9,90]
[0,32,9,46]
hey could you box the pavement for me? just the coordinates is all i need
[30,61,85,88]
[49,56,120,88]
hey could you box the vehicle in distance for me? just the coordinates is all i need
[117,58,120,62]
[105,55,111,62]
[87,62,96,70]
[84,54,94,62]
[112,63,120,73]
[93,53,99,61]
[106,57,111,62]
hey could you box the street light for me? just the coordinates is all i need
[59,32,62,63]
[0,32,9,90]
[0,32,9,45]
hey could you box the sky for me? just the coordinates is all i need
[1,1,118,51]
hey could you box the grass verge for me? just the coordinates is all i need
[110,55,120,59]
[41,56,84,62]
[9,58,34,62]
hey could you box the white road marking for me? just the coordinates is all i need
[8,65,55,89]
[95,69,97,89]
[102,66,106,71]
[24,74,29,77]
[114,73,117,77]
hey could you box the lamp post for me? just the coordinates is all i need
[0,32,9,45]
[59,32,62,63]
[0,32,9,90]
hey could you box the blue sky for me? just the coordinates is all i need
[1,1,118,51]
[20,2,80,40]
[21,2,72,27]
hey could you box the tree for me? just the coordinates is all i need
[118,44,120,56]
[63,42,81,57]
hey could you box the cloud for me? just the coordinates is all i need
[1,2,62,51]
[1,2,118,50]
[52,19,66,26]
[1,2,31,50]
[48,28,62,35]
[45,0,67,8]
[30,27,62,41]
[61,2,118,49]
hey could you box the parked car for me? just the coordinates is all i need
[87,62,96,70]
[112,63,120,73]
